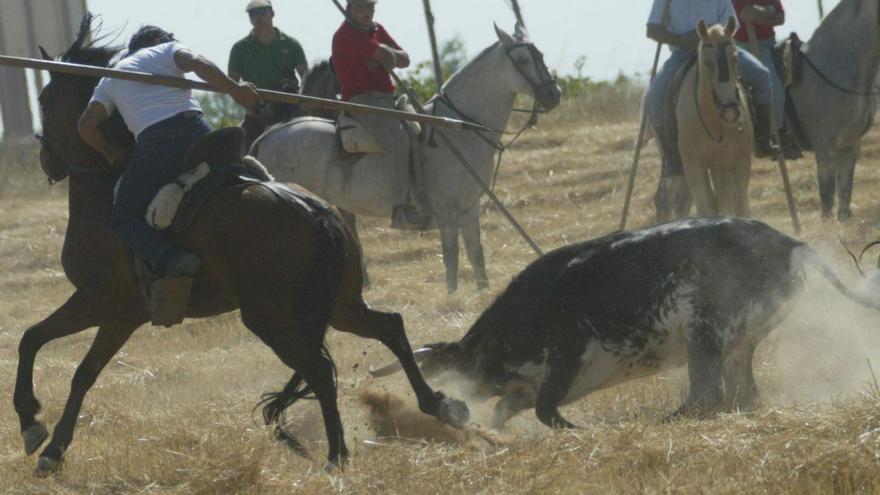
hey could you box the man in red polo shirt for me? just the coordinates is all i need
[332,0,430,229]
[733,0,801,158]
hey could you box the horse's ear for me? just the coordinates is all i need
[697,20,710,41]
[724,16,737,38]
[494,22,515,47]
[39,46,53,60]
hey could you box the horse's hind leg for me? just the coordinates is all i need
[438,221,461,293]
[834,145,859,221]
[14,290,102,456]
[35,318,140,476]
[330,301,469,427]
[815,147,837,218]
[460,208,489,291]
[339,209,370,288]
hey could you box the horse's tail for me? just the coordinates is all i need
[256,184,349,457]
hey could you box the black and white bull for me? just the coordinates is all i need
[370,217,880,429]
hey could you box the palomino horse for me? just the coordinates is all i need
[252,24,561,293]
[677,18,752,217]
[788,0,880,221]
[15,16,467,475]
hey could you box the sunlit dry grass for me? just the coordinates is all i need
[3,98,880,493]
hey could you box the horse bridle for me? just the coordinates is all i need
[504,41,559,113]
[434,39,558,189]
[35,130,114,184]
[695,42,742,144]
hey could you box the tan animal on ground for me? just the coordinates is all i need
[677,18,753,217]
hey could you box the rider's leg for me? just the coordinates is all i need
[110,112,211,276]
[646,49,694,222]
[736,47,779,158]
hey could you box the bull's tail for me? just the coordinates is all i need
[801,246,880,311]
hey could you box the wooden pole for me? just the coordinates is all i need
[421,0,444,89]
[508,0,526,28]
[0,54,498,132]
[745,24,801,234]
[619,42,663,230]
[817,0,825,19]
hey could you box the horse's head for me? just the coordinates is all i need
[494,23,562,112]
[36,14,129,183]
[696,17,741,125]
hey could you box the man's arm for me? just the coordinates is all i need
[77,102,129,165]
[647,24,699,49]
[371,44,410,69]
[175,48,258,109]
[739,4,784,26]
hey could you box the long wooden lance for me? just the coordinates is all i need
[0,54,498,133]
[745,23,801,234]
[422,0,444,88]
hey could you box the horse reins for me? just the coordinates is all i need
[799,51,880,97]
[433,40,556,189]
[694,44,742,144]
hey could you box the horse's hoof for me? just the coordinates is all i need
[22,423,48,456]
[34,456,62,477]
[322,456,347,473]
[437,397,470,428]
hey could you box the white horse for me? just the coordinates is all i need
[789,0,880,220]
[251,24,561,292]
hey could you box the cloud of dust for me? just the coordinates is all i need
[762,246,880,406]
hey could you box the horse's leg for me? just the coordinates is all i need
[712,168,737,216]
[681,157,714,216]
[330,301,469,427]
[339,209,370,288]
[460,208,489,291]
[815,146,837,218]
[14,290,102,456]
[438,220,461,293]
[733,158,752,218]
[35,318,141,476]
[834,145,860,222]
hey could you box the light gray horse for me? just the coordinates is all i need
[251,24,561,292]
[789,0,880,220]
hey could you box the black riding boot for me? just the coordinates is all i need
[754,104,780,159]
[652,126,690,223]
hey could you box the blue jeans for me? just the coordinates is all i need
[737,38,785,129]
[111,111,211,271]
[645,46,774,128]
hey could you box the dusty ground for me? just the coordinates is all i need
[3,98,880,493]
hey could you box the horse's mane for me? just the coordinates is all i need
[303,60,337,95]
[437,41,501,95]
[59,13,122,69]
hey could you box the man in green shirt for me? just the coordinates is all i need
[229,0,308,144]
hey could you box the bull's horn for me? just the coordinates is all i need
[368,347,434,377]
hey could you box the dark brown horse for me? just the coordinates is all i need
[14,16,467,475]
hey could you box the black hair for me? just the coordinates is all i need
[127,25,176,54]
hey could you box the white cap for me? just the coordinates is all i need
[246,0,272,11]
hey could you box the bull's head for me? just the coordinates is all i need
[369,342,469,379]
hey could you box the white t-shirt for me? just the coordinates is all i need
[90,41,202,138]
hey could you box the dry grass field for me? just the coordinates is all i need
[3,97,880,494]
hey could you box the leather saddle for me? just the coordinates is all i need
[136,126,272,328]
